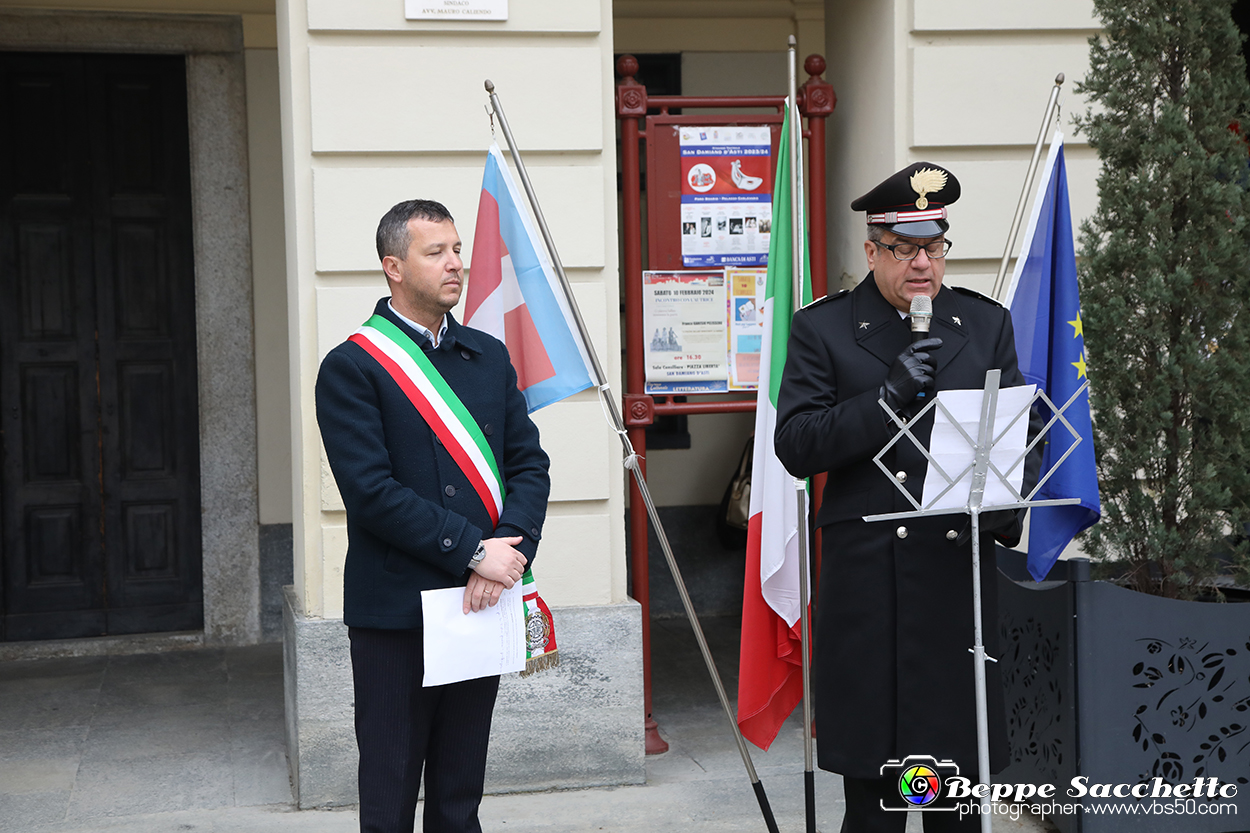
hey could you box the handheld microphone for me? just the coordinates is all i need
[910,295,934,398]
[909,294,933,343]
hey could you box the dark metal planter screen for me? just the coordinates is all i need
[997,548,1250,833]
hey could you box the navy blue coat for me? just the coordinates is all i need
[775,274,1041,780]
[315,299,550,630]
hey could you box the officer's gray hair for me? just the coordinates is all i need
[376,199,455,262]
[866,225,886,244]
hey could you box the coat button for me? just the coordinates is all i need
[483,423,493,436]
[531,527,539,536]
[461,349,471,360]
[896,526,908,539]
[947,529,958,540]
[434,434,443,446]
[445,485,456,496]
[894,470,907,483]
[442,538,453,548]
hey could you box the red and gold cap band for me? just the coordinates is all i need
[865,206,948,225]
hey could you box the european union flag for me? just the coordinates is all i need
[1006,133,1101,582]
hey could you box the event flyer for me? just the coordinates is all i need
[643,271,729,394]
[679,126,772,268]
[726,267,767,390]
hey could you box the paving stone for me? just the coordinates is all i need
[0,617,1057,833]
[66,750,235,821]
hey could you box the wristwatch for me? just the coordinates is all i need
[468,539,487,571]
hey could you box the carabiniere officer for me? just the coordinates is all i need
[774,162,1043,832]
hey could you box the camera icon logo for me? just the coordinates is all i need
[899,763,942,806]
[879,755,959,812]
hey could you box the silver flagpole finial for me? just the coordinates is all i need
[990,73,1067,300]
[484,79,495,93]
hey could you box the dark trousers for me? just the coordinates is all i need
[840,776,982,833]
[349,626,500,833]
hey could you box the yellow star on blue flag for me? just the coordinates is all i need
[1072,350,1087,379]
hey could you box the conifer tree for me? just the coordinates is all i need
[1077,0,1250,596]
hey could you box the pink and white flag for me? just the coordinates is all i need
[466,143,594,412]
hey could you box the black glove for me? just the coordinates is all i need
[881,337,943,412]
[955,510,1021,547]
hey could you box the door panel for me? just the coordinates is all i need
[0,52,201,641]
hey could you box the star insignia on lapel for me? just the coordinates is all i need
[952,316,962,326]
[858,321,870,330]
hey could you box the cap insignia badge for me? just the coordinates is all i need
[910,168,947,210]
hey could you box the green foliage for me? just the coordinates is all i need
[1076,0,1250,597]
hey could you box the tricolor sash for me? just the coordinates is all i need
[349,314,558,674]
[520,569,559,676]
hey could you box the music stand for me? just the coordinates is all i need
[863,369,1088,833]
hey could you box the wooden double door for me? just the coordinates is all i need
[0,52,202,641]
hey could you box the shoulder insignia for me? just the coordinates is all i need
[799,289,849,311]
[951,285,1004,308]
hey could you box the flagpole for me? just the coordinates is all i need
[787,35,818,833]
[989,73,1065,301]
[485,80,782,833]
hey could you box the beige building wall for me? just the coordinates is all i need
[245,39,295,527]
[278,0,625,619]
[825,0,1100,296]
[615,0,824,65]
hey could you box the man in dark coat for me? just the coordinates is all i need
[316,199,550,833]
[774,164,1039,832]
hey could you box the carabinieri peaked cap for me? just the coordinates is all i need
[850,161,961,238]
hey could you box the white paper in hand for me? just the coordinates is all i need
[421,583,526,687]
[921,385,1035,513]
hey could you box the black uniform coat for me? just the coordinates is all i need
[774,273,1039,780]
[316,298,551,630]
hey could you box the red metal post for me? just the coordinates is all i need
[652,399,755,417]
[799,55,836,595]
[615,56,669,755]
[800,54,836,299]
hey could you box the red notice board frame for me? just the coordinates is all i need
[615,54,836,755]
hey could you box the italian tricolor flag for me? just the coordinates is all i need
[736,104,812,750]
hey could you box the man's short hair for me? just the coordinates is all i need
[376,199,455,262]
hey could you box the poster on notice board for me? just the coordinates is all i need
[679,126,772,268]
[643,271,728,394]
[726,267,767,390]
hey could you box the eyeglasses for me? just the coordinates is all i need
[874,239,953,261]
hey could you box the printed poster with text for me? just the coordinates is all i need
[644,271,728,394]
[680,126,772,268]
[726,267,767,390]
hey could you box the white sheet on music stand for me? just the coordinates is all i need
[921,385,1035,513]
